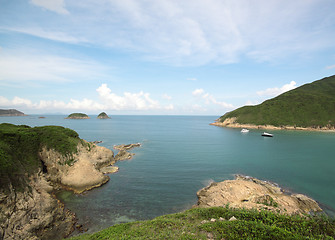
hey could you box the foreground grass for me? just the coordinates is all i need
[68,206,335,240]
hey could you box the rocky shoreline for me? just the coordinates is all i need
[211,117,335,132]
[196,175,322,216]
[0,141,140,239]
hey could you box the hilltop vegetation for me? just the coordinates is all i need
[68,206,335,240]
[0,123,81,190]
[218,75,335,128]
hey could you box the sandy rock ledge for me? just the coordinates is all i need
[39,141,115,194]
[196,175,322,216]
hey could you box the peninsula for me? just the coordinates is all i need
[0,109,25,116]
[213,75,335,131]
[0,123,139,239]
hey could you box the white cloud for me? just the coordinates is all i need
[326,64,335,69]
[192,88,234,109]
[192,88,204,96]
[3,27,86,44]
[165,104,174,110]
[96,84,156,110]
[162,94,172,100]
[96,84,168,111]
[257,81,297,97]
[0,84,175,112]
[0,96,105,111]
[245,100,259,106]
[30,0,69,15]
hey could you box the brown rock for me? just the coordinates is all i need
[0,173,75,240]
[196,175,322,215]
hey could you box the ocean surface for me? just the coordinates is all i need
[1,115,335,235]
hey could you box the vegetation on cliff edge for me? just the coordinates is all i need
[67,206,335,240]
[0,123,81,190]
[219,75,335,128]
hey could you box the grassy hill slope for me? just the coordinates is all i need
[68,206,335,240]
[219,75,335,128]
[0,123,80,190]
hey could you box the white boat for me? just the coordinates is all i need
[241,129,249,133]
[262,132,273,137]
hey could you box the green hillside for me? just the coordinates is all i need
[68,206,335,240]
[0,123,80,190]
[218,75,335,128]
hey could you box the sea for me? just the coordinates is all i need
[1,115,335,235]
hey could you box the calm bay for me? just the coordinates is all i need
[1,115,334,234]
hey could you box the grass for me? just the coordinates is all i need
[0,123,81,190]
[219,75,335,128]
[67,206,335,240]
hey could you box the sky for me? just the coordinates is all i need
[0,0,335,115]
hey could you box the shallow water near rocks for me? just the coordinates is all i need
[1,115,335,235]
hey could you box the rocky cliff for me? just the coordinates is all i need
[0,172,75,240]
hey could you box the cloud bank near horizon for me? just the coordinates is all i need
[0,83,174,113]
[0,81,300,114]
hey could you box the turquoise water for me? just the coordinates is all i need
[1,115,335,234]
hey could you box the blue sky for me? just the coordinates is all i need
[1,0,335,115]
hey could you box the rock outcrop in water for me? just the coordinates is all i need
[196,175,322,215]
[114,143,141,161]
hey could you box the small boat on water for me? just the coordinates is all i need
[241,129,249,133]
[262,132,273,137]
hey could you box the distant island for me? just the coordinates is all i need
[0,109,25,116]
[213,75,335,131]
[97,112,110,119]
[66,113,90,119]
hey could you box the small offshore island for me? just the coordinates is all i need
[0,123,139,239]
[65,113,90,119]
[97,112,110,119]
[212,75,335,131]
[0,109,26,117]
